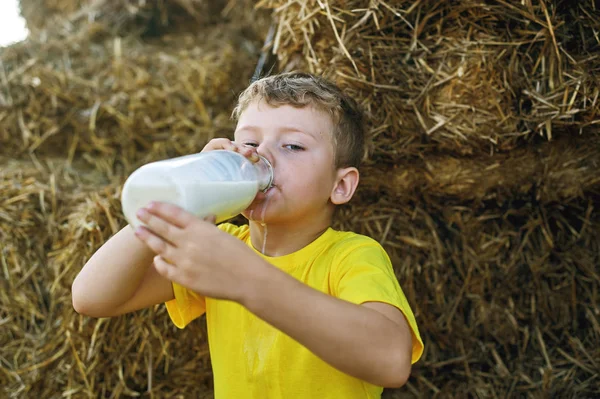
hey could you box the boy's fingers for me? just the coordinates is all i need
[136,208,181,241]
[153,255,179,282]
[145,202,192,228]
[241,147,260,162]
[202,138,235,152]
[225,140,237,152]
[233,143,259,162]
[202,139,258,161]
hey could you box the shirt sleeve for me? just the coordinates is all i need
[332,240,424,364]
[165,283,206,329]
[164,223,243,329]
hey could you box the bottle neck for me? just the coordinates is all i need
[256,155,274,191]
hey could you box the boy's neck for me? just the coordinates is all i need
[248,216,332,257]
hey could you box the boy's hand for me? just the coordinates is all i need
[133,201,265,302]
[202,138,259,162]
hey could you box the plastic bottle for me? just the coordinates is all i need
[121,150,273,229]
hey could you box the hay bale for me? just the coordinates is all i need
[20,0,86,33]
[336,197,600,398]
[258,0,600,156]
[0,160,59,398]
[0,157,91,397]
[20,0,231,36]
[360,132,600,205]
[0,18,265,171]
[0,161,215,397]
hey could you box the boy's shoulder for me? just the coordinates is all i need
[326,228,389,261]
[329,228,380,244]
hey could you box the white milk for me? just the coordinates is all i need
[121,150,272,230]
[122,176,259,229]
[183,180,259,223]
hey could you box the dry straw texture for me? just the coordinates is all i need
[20,0,226,35]
[258,0,600,158]
[1,5,264,163]
[1,160,214,397]
[1,0,599,398]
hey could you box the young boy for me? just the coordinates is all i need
[72,72,423,398]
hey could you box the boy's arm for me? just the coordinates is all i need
[72,138,251,317]
[241,260,413,388]
[71,225,174,317]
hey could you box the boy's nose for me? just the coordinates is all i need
[256,144,275,167]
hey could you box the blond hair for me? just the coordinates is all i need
[232,72,365,168]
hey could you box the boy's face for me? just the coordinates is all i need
[234,100,340,225]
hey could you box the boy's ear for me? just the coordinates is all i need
[331,167,359,205]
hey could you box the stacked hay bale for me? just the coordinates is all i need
[256,0,600,397]
[19,0,86,33]
[20,0,227,36]
[1,0,268,396]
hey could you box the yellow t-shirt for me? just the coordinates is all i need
[165,223,423,399]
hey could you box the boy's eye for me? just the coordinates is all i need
[284,144,304,151]
[243,142,258,148]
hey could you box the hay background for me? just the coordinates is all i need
[1,0,599,398]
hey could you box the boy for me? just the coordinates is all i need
[72,72,423,398]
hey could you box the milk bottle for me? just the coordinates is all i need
[121,150,273,229]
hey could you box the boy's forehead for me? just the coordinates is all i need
[236,101,334,138]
